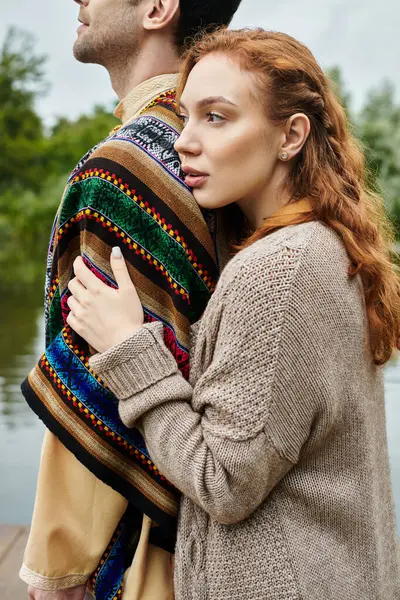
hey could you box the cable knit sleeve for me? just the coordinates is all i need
[89,234,339,525]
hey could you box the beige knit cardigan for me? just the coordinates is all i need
[90,221,400,600]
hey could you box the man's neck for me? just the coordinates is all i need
[108,37,180,101]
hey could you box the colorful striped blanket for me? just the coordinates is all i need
[21,89,220,600]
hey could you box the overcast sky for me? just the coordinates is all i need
[1,0,398,124]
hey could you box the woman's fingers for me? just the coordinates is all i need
[110,246,133,290]
[65,251,143,353]
[66,308,82,337]
[68,277,88,303]
[73,256,102,292]
[67,294,81,317]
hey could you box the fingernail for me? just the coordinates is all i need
[112,246,122,259]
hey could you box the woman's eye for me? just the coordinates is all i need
[206,112,225,124]
[178,114,189,126]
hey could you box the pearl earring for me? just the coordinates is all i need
[280,152,289,161]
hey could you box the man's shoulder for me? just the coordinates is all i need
[116,115,180,171]
[89,109,184,187]
[63,92,202,247]
[138,87,181,125]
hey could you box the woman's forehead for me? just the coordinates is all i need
[180,54,258,110]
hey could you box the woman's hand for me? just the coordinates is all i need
[66,247,144,354]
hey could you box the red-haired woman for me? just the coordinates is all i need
[67,29,400,599]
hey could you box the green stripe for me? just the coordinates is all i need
[47,286,63,345]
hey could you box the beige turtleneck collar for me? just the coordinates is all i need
[114,73,179,125]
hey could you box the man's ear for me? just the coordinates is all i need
[281,113,311,159]
[142,0,180,32]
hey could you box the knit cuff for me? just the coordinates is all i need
[88,322,178,400]
[19,563,89,590]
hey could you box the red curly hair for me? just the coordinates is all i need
[178,28,400,365]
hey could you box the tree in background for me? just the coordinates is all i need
[357,83,400,234]
[328,67,400,239]
[327,67,352,115]
[0,27,117,289]
[0,174,67,286]
[47,106,118,176]
[0,27,48,194]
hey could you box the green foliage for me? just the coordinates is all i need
[0,27,117,291]
[327,67,400,237]
[0,27,48,193]
[356,82,400,233]
[46,105,118,176]
[0,175,67,288]
[327,66,352,116]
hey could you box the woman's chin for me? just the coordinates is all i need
[192,189,224,211]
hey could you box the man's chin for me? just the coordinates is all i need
[73,40,99,64]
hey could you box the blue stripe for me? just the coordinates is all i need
[45,332,150,457]
[93,524,126,600]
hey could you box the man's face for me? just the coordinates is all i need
[73,0,142,67]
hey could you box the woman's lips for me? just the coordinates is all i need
[184,174,208,188]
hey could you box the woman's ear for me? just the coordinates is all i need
[143,0,180,32]
[281,113,311,160]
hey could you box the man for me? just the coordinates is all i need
[19,1,242,599]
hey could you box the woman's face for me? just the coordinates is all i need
[175,53,284,211]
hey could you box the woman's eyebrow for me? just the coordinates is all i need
[197,96,237,109]
[179,96,237,112]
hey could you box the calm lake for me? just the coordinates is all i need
[0,288,399,531]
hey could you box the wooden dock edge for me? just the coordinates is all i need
[0,525,30,600]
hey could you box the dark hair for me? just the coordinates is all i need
[178,28,400,365]
[176,0,242,52]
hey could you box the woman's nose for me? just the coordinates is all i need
[174,126,201,156]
